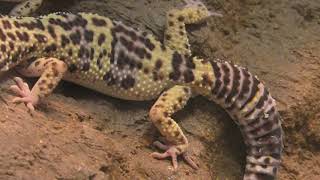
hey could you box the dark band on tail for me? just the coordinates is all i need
[209,61,283,179]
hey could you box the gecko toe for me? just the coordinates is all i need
[12,97,36,111]
[11,77,38,110]
[10,85,25,96]
[182,152,199,169]
[26,102,35,111]
[151,147,179,170]
[151,141,198,170]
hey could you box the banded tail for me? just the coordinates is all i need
[207,60,283,179]
[168,53,284,179]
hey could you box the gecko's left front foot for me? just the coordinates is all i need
[151,141,198,170]
[10,77,38,111]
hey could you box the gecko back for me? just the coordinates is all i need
[0,12,174,100]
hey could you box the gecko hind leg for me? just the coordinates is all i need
[9,0,43,16]
[149,85,198,169]
[10,57,67,111]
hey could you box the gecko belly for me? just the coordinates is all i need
[63,72,169,101]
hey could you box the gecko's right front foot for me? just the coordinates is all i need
[10,77,38,111]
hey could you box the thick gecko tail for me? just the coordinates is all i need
[200,60,284,179]
[238,90,284,180]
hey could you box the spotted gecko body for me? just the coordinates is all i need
[0,1,283,179]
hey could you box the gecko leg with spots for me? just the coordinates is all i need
[148,0,218,169]
[149,85,197,169]
[10,58,67,110]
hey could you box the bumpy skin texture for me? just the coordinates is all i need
[0,1,283,179]
[1,0,44,16]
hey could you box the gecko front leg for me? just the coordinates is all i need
[149,85,197,169]
[10,57,67,111]
[149,0,221,170]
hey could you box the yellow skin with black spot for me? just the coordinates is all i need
[0,1,283,179]
[1,0,43,16]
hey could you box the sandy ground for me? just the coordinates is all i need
[0,0,320,179]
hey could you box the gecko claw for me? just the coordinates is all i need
[151,141,199,170]
[10,77,37,111]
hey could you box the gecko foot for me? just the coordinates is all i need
[151,141,198,170]
[9,77,38,111]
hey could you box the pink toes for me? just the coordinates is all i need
[12,96,36,111]
[182,152,198,169]
[151,141,199,170]
[151,141,179,169]
[11,77,30,96]
[10,77,38,111]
